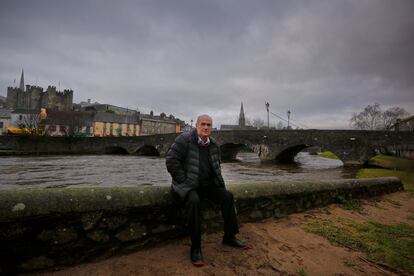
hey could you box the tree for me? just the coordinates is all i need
[350,103,410,130]
[251,117,265,129]
[17,113,44,135]
[382,107,410,129]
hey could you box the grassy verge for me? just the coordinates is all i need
[335,196,363,212]
[318,151,339,160]
[357,168,414,192]
[304,218,414,274]
[368,154,414,170]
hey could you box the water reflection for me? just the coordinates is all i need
[0,152,358,189]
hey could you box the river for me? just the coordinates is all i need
[0,152,358,189]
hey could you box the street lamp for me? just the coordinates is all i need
[265,102,269,128]
[190,119,193,128]
[287,110,291,129]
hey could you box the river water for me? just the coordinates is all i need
[0,152,358,189]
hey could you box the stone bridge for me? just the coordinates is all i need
[0,130,413,165]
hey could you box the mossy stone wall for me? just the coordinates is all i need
[0,177,403,274]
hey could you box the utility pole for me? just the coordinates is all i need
[287,110,291,129]
[265,102,269,128]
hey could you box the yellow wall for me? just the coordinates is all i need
[112,123,119,136]
[94,122,104,137]
[93,122,141,137]
[135,124,140,136]
[121,124,127,136]
[105,122,111,136]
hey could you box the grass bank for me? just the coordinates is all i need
[368,154,414,170]
[318,151,339,160]
[304,218,414,274]
[357,168,414,192]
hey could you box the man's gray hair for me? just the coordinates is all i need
[196,114,213,125]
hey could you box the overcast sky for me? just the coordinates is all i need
[1,0,413,129]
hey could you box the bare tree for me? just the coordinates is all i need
[64,114,89,137]
[22,114,39,129]
[382,107,410,129]
[350,103,410,130]
[350,103,383,130]
[251,117,265,129]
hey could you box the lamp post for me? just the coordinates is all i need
[190,119,193,128]
[287,110,291,129]
[265,102,269,128]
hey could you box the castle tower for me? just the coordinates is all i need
[19,69,24,91]
[238,101,245,128]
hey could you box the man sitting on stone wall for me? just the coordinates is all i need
[166,114,248,267]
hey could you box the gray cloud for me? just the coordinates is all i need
[1,0,413,129]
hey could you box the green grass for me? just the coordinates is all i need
[296,268,308,276]
[304,218,414,274]
[369,154,414,170]
[318,151,339,160]
[335,196,363,212]
[357,168,414,192]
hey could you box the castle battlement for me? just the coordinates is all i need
[7,84,73,111]
[46,86,73,96]
[6,71,73,111]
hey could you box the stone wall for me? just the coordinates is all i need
[0,177,403,274]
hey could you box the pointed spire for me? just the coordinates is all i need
[239,101,246,128]
[19,69,24,91]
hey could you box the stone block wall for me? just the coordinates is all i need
[0,177,403,274]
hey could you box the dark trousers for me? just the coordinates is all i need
[183,186,239,248]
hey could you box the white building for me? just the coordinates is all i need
[0,109,11,135]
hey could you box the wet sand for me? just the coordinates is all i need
[36,192,414,276]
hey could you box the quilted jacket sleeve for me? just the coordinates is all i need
[165,134,188,184]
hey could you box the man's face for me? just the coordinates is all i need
[196,117,212,139]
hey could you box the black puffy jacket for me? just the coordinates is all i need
[165,129,225,199]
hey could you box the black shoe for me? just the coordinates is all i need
[190,247,205,267]
[222,236,249,249]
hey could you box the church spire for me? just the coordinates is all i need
[238,101,245,128]
[19,69,24,91]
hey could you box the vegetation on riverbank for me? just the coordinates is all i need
[368,154,414,170]
[357,168,414,192]
[309,154,414,273]
[318,151,339,160]
[305,218,414,274]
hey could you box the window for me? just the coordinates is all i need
[19,115,23,120]
[0,122,3,128]
[60,126,66,132]
[49,125,56,131]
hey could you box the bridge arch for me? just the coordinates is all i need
[104,146,129,155]
[135,145,160,156]
[220,143,262,162]
[275,144,310,163]
[274,144,349,166]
